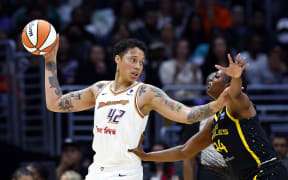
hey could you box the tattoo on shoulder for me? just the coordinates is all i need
[150,86,183,112]
[96,82,106,91]
[58,92,81,112]
[138,85,147,97]
[46,62,62,96]
[187,104,214,123]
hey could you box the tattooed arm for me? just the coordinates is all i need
[43,35,107,112]
[138,84,229,124]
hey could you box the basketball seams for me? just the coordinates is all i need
[39,24,56,51]
[36,20,51,49]
[35,19,39,48]
[22,19,56,55]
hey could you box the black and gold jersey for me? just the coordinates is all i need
[211,106,278,177]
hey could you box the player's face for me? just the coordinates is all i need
[117,47,145,82]
[206,70,229,100]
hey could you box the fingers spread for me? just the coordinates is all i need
[239,57,246,66]
[227,53,233,64]
[235,53,241,63]
[215,65,225,71]
[242,64,249,70]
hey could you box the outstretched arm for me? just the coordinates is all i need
[129,119,213,162]
[215,54,248,99]
[43,35,106,112]
[138,84,229,124]
[215,53,255,118]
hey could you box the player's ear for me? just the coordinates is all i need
[115,55,121,64]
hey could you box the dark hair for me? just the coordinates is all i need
[112,38,147,58]
[27,162,49,180]
[61,138,81,152]
[12,167,33,180]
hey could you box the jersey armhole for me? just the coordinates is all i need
[134,84,145,118]
[94,81,112,101]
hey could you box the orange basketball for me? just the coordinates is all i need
[22,19,57,55]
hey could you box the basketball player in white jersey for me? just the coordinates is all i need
[43,36,229,180]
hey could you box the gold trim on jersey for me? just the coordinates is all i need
[109,82,140,95]
[214,108,223,122]
[226,106,261,167]
[134,84,144,118]
[253,174,257,180]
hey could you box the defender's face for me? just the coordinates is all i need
[116,47,145,82]
[206,70,229,100]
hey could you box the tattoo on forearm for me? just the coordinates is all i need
[58,92,81,112]
[46,62,62,96]
[187,104,214,123]
[150,86,183,112]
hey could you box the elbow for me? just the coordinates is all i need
[46,102,59,112]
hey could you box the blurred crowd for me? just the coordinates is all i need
[2,0,288,179]
[1,0,288,89]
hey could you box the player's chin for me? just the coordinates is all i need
[206,89,214,99]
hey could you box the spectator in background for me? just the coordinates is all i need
[63,23,93,61]
[0,1,11,35]
[262,47,288,84]
[181,13,207,54]
[113,0,143,32]
[60,170,82,180]
[171,1,189,38]
[201,35,230,83]
[56,0,83,29]
[57,35,79,85]
[10,1,61,39]
[12,167,34,180]
[149,142,177,180]
[134,8,160,45]
[56,139,83,180]
[26,162,49,180]
[145,41,166,88]
[240,33,268,84]
[225,5,248,52]
[198,0,232,36]
[109,21,132,45]
[160,23,175,59]
[249,8,272,51]
[75,44,113,85]
[272,136,288,170]
[159,38,202,98]
[157,0,172,30]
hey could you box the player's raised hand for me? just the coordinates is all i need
[215,53,249,78]
[43,34,60,61]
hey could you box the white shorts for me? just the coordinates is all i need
[85,162,143,180]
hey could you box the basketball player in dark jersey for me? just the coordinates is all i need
[129,54,288,180]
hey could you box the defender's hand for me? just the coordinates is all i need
[215,53,249,78]
[43,34,60,61]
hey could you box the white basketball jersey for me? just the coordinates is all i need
[92,81,149,167]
